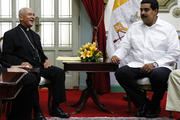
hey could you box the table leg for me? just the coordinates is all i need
[70,89,88,107]
[71,72,113,114]
[71,89,89,114]
[0,100,2,118]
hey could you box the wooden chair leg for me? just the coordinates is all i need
[48,85,52,114]
[6,101,12,118]
[0,101,12,119]
[2,101,7,113]
[169,111,173,118]
[0,100,2,118]
[127,95,131,113]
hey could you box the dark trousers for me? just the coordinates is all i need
[8,72,38,120]
[33,66,66,112]
[115,65,171,109]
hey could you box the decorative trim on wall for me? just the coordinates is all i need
[103,0,108,4]
[177,31,180,39]
[172,7,180,18]
[104,0,177,12]
[158,0,177,12]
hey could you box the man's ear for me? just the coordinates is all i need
[154,8,158,15]
[19,15,23,21]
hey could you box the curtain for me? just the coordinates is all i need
[81,0,110,94]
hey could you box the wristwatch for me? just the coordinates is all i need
[152,62,158,68]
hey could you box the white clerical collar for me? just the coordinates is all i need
[26,28,30,31]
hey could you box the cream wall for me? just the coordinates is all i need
[105,0,180,31]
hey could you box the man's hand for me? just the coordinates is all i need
[21,62,33,69]
[7,67,28,73]
[141,63,155,73]
[44,60,51,68]
[111,56,120,64]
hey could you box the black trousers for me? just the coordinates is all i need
[115,65,171,109]
[40,66,66,104]
[33,65,66,112]
[8,72,39,120]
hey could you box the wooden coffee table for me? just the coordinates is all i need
[63,62,118,114]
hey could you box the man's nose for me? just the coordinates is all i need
[141,10,145,15]
[31,16,35,19]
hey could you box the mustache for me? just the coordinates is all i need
[141,15,147,18]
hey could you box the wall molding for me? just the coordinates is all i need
[172,7,180,17]
[178,31,180,39]
[158,0,177,12]
[103,0,108,4]
[103,0,177,12]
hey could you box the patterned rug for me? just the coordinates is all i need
[46,117,174,120]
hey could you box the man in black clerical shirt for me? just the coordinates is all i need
[2,8,70,120]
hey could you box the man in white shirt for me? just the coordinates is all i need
[111,0,180,118]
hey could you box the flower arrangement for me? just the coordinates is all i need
[78,42,103,62]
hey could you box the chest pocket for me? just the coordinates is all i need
[150,36,167,50]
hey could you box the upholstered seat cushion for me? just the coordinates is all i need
[0,39,3,52]
[137,77,151,85]
[39,77,50,86]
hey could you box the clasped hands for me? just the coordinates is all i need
[21,62,33,69]
[111,56,155,73]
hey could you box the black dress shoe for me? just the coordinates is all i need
[135,101,149,117]
[50,107,70,118]
[145,106,161,118]
[34,111,47,120]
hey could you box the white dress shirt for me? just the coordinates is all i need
[113,18,180,70]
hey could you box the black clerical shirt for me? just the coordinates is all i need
[18,24,41,63]
[18,24,36,46]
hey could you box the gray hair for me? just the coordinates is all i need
[18,8,31,16]
[18,8,26,16]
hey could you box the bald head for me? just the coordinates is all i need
[19,8,33,17]
[19,8,35,28]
